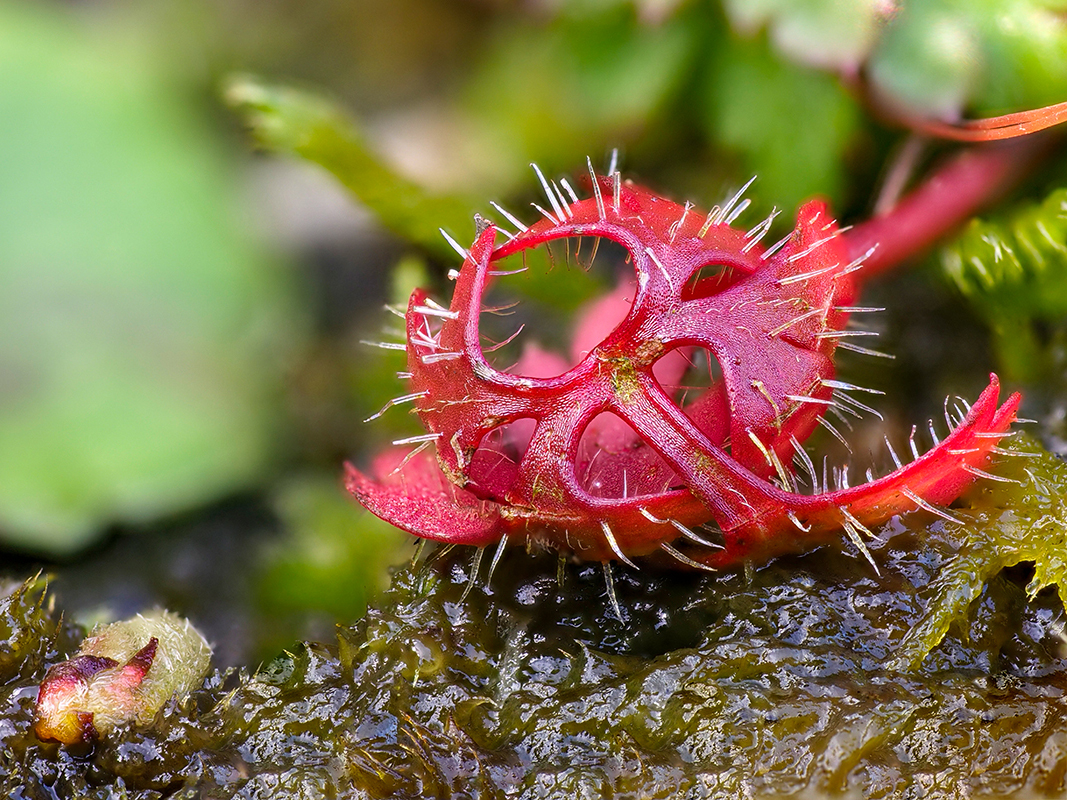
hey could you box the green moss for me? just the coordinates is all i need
[0,577,79,686]
[2,438,1067,797]
[942,187,1067,382]
[892,434,1067,671]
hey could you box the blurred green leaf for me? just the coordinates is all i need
[702,34,862,213]
[868,0,1067,118]
[463,5,700,176]
[258,474,410,633]
[722,0,883,71]
[720,0,1067,121]
[224,75,480,262]
[941,187,1067,381]
[0,2,303,555]
[225,75,608,317]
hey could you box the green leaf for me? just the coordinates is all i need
[256,474,410,658]
[462,6,700,175]
[702,34,862,213]
[0,3,303,555]
[224,75,608,314]
[868,0,1067,118]
[722,0,883,71]
[224,75,479,263]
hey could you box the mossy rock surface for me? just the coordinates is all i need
[2,441,1067,798]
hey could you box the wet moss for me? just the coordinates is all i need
[2,438,1066,798]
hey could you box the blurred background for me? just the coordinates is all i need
[3,0,1067,667]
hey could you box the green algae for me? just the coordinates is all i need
[1,438,1066,798]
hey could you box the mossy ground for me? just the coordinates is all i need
[1,439,1065,798]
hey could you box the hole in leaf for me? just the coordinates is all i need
[478,236,634,378]
[682,262,739,301]
[654,347,730,452]
[575,412,680,499]
[466,418,537,502]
